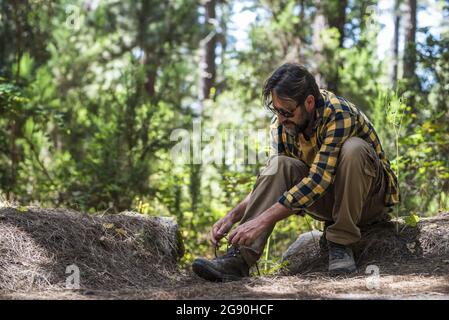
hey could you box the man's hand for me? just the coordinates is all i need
[210,215,234,247]
[228,202,294,247]
[209,192,252,247]
[228,216,269,247]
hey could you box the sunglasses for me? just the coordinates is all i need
[266,101,298,118]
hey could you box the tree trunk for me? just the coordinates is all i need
[325,0,347,92]
[312,0,348,92]
[137,0,157,97]
[391,0,401,87]
[312,0,327,88]
[403,0,417,80]
[190,0,219,219]
[403,0,417,108]
[198,0,217,103]
[326,0,347,48]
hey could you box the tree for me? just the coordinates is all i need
[312,0,348,92]
[392,0,401,86]
[402,0,418,108]
[199,0,217,102]
[403,0,417,80]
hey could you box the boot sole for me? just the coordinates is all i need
[192,259,243,282]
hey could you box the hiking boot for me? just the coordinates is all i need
[192,247,250,282]
[328,240,357,275]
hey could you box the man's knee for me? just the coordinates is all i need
[277,155,305,166]
[261,155,308,177]
[272,155,307,171]
[340,137,372,163]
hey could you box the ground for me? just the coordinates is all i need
[2,258,449,300]
[1,208,449,300]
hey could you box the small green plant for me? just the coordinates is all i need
[254,259,290,276]
[385,91,407,233]
[264,235,272,272]
[404,212,420,228]
[134,196,150,215]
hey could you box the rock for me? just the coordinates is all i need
[282,230,323,262]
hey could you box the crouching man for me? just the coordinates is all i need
[192,63,400,281]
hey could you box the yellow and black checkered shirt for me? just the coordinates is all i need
[271,90,400,211]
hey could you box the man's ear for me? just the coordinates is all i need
[305,95,315,113]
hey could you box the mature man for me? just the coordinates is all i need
[192,63,400,281]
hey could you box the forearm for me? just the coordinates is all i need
[227,202,296,247]
[227,192,252,223]
[258,202,294,227]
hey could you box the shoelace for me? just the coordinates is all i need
[214,236,261,276]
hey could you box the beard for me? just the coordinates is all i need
[283,116,310,136]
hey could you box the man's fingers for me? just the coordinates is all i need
[230,233,240,246]
[229,230,253,247]
[210,225,220,246]
[209,231,217,246]
[228,228,238,243]
[213,223,222,236]
[217,224,229,237]
[229,229,245,246]
[243,237,252,247]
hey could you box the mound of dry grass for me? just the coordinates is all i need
[281,212,449,275]
[0,206,184,292]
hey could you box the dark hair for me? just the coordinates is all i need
[262,63,320,109]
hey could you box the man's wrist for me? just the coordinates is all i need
[227,208,242,224]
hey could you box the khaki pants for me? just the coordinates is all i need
[239,137,388,266]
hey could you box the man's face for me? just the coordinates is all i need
[272,92,314,136]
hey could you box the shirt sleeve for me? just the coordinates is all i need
[278,110,356,210]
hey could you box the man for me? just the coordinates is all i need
[192,63,400,281]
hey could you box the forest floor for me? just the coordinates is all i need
[2,261,449,300]
[1,207,449,300]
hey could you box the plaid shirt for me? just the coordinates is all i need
[270,90,400,211]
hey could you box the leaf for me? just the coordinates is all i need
[17,206,28,213]
[405,213,420,227]
[18,52,34,79]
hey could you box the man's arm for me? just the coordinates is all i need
[279,111,355,210]
[229,110,356,247]
[227,192,251,223]
[228,202,294,246]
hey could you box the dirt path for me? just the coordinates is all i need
[2,265,449,300]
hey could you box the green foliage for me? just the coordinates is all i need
[405,213,420,228]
